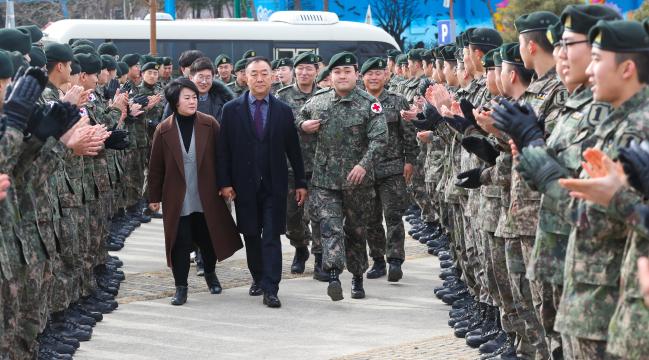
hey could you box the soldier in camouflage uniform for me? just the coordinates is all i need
[297,52,387,301]
[228,59,249,97]
[385,49,402,91]
[214,54,235,85]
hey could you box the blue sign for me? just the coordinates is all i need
[437,20,454,45]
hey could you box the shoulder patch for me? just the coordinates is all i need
[371,102,383,114]
[587,103,610,127]
[79,107,88,117]
[554,89,568,107]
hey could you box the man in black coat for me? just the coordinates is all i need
[217,57,307,308]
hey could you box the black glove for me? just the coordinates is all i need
[618,140,649,198]
[3,67,48,131]
[103,79,119,101]
[412,104,442,131]
[147,118,160,138]
[445,115,472,134]
[104,129,130,150]
[455,167,483,189]
[120,82,133,94]
[26,102,81,141]
[492,99,544,149]
[461,136,499,165]
[516,146,570,194]
[418,78,433,97]
[132,95,149,108]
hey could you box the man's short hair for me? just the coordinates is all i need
[178,50,206,68]
[245,56,272,70]
[189,57,215,75]
[615,52,649,84]
[522,31,554,54]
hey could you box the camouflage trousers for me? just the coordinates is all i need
[311,186,374,276]
[462,199,482,300]
[139,147,150,202]
[125,149,144,207]
[562,336,607,360]
[607,296,649,360]
[367,175,408,263]
[489,234,525,336]
[287,176,322,254]
[408,163,435,223]
[56,207,85,309]
[81,200,101,296]
[480,230,500,307]
[425,180,442,224]
[452,201,478,296]
[13,262,47,359]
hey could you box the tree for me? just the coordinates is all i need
[631,0,649,20]
[371,0,417,49]
[495,0,581,42]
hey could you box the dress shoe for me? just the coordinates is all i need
[312,253,329,282]
[171,286,188,305]
[204,272,223,294]
[249,282,264,296]
[366,257,386,279]
[327,269,344,301]
[387,261,403,282]
[351,275,365,299]
[290,246,310,274]
[263,293,281,308]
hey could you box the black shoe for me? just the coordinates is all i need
[50,321,92,342]
[171,286,188,305]
[438,251,452,261]
[45,331,80,349]
[479,331,507,354]
[351,275,365,299]
[387,261,403,282]
[440,267,460,280]
[204,272,222,294]
[290,246,309,274]
[80,299,114,314]
[366,257,386,279]
[263,293,281,308]
[312,253,329,282]
[249,282,263,296]
[39,334,76,355]
[327,269,344,301]
[440,260,454,269]
[65,309,96,327]
[38,347,73,360]
[196,265,205,277]
[105,241,123,252]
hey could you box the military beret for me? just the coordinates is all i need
[294,52,319,66]
[422,49,433,62]
[0,28,32,55]
[122,53,140,67]
[468,27,503,48]
[242,49,256,59]
[441,45,458,61]
[234,58,247,72]
[561,4,622,35]
[455,33,465,48]
[214,54,232,66]
[316,68,330,83]
[328,51,357,69]
[9,51,28,75]
[270,59,279,70]
[360,57,387,75]
[315,54,324,63]
[407,48,423,61]
[0,50,13,79]
[75,53,102,74]
[101,54,117,71]
[588,20,649,52]
[70,60,81,75]
[155,57,164,65]
[493,50,502,67]
[482,48,499,69]
[461,28,475,48]
[29,46,46,67]
[515,11,560,34]
[70,39,95,49]
[277,57,294,68]
[500,42,524,66]
[546,21,564,47]
[139,54,155,66]
[386,49,401,59]
[455,47,464,62]
[162,57,172,66]
[44,42,74,63]
[141,62,161,72]
[17,25,42,43]
[396,53,408,65]
[97,42,119,57]
[116,61,129,77]
[72,45,96,55]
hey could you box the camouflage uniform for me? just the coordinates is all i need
[387,74,403,93]
[299,87,388,275]
[136,82,164,202]
[227,81,248,97]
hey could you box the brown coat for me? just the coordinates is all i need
[148,111,243,267]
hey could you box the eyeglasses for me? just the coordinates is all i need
[195,75,213,83]
[559,39,589,49]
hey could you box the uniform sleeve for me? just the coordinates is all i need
[295,98,313,133]
[399,96,419,165]
[607,187,649,239]
[358,108,388,171]
[541,88,568,135]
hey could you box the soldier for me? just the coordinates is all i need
[214,54,235,84]
[121,53,141,91]
[386,49,402,88]
[272,57,294,93]
[361,57,418,282]
[316,67,331,88]
[297,52,387,301]
[241,49,257,59]
[228,59,249,97]
[97,42,119,59]
[159,57,173,87]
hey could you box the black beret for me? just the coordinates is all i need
[546,21,564,47]
[214,54,232,66]
[360,57,387,75]
[455,47,464,62]
[455,33,465,48]
[101,54,117,71]
[9,51,28,76]
[441,45,458,61]
[97,42,119,56]
[242,49,256,59]
[116,61,129,77]
[277,57,294,68]
[0,50,13,78]
[139,54,156,66]
[396,54,408,65]
[270,59,279,70]
[74,53,102,74]
[122,53,140,67]
[72,45,96,55]
[17,25,42,43]
[155,57,164,65]
[70,60,81,75]
[0,28,32,55]
[482,48,499,69]
[294,52,319,66]
[316,67,330,83]
[589,20,649,52]
[515,11,560,34]
[461,28,475,48]
[328,51,357,69]
[141,62,160,72]
[468,27,503,48]
[234,58,247,72]
[561,4,622,35]
[44,42,74,63]
[407,48,423,61]
[29,46,46,67]
[386,49,401,59]
[70,39,95,48]
[493,50,502,67]
[162,57,172,66]
[500,42,524,66]
[315,54,324,63]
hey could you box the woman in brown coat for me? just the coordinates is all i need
[148,78,242,305]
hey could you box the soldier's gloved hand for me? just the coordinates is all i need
[26,102,81,141]
[132,95,149,108]
[461,135,499,165]
[418,78,433,97]
[104,78,119,101]
[516,146,569,194]
[492,99,544,149]
[618,140,649,198]
[412,104,440,131]
[445,115,472,134]
[3,67,49,131]
[104,129,130,150]
[455,167,483,189]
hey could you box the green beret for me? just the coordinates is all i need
[72,45,96,55]
[122,53,140,67]
[162,57,172,66]
[70,60,81,75]
[29,46,46,67]
[141,62,160,72]
[139,54,155,66]
[214,54,232,66]
[461,28,475,48]
[500,42,524,66]
[441,45,458,61]
[546,21,564,47]
[97,42,119,57]
[17,25,42,43]
[294,52,318,66]
[74,53,102,74]
[9,51,28,76]
[421,49,433,62]
[44,43,74,63]
[155,57,164,65]
[493,50,502,67]
[70,39,95,49]
[386,49,401,59]
[315,54,324,63]
[515,11,560,34]
[481,48,498,69]
[242,49,256,59]
[116,61,129,77]
[407,48,423,61]
[316,68,330,83]
[0,28,32,55]
[588,20,649,52]
[560,4,622,35]
[0,50,13,79]
[101,54,117,71]
[271,59,279,70]
[396,53,408,65]
[455,33,465,48]
[360,57,387,75]
[277,57,294,68]
[468,27,503,48]
[328,51,357,69]
[234,58,247,72]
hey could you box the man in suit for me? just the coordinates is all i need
[217,57,307,308]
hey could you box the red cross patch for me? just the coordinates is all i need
[79,107,88,117]
[371,102,382,114]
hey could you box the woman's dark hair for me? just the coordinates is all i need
[165,78,199,112]
[190,57,215,75]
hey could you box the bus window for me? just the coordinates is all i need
[275,48,295,59]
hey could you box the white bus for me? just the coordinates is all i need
[42,11,400,64]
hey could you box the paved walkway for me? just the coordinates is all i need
[75,219,478,360]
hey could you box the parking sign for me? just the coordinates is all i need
[437,20,454,45]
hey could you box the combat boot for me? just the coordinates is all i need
[440,259,454,269]
[44,331,80,349]
[38,346,73,360]
[366,257,386,279]
[312,253,329,282]
[387,259,403,282]
[50,320,91,342]
[39,334,76,355]
[479,331,508,354]
[351,275,365,299]
[327,269,343,301]
[438,251,452,261]
[204,272,223,294]
[290,246,309,274]
[69,303,102,322]
[65,309,96,327]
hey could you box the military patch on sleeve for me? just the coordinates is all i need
[554,90,567,107]
[587,104,609,127]
[371,102,383,114]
